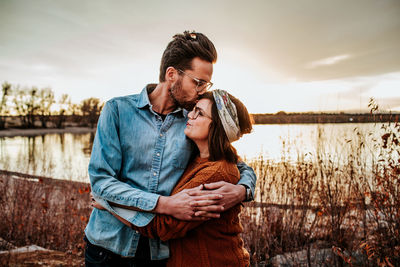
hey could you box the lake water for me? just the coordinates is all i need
[0,123,386,182]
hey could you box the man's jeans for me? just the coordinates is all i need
[84,236,167,267]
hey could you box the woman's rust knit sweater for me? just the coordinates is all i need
[133,156,250,267]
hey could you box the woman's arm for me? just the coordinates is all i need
[94,163,240,241]
[137,167,235,241]
[91,197,202,240]
[136,162,242,241]
[91,196,133,227]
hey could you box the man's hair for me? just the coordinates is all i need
[159,31,217,82]
[200,91,253,164]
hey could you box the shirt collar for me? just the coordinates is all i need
[136,85,152,109]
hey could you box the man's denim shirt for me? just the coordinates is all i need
[85,86,257,259]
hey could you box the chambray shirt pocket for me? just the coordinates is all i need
[172,142,192,169]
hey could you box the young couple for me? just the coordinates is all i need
[85,31,256,267]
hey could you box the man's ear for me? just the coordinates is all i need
[165,67,177,83]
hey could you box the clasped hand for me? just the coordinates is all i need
[162,182,245,221]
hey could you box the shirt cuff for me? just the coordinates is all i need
[238,183,254,202]
[92,194,159,227]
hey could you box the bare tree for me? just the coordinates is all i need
[0,82,12,129]
[13,87,40,128]
[37,88,55,128]
[53,93,71,128]
[80,98,104,128]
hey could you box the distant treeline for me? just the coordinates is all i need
[252,111,400,124]
[0,82,104,129]
[1,81,398,129]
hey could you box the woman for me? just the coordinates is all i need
[94,89,252,266]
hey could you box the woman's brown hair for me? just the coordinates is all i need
[200,91,253,163]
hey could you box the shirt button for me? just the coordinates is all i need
[159,133,163,137]
[153,172,157,176]
[156,153,160,156]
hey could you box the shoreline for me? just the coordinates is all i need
[0,127,96,137]
[0,120,388,138]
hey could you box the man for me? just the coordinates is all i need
[84,31,256,266]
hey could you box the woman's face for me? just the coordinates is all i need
[184,98,213,143]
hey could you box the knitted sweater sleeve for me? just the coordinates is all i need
[132,164,237,241]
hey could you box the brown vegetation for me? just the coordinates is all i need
[241,104,400,266]
[0,171,91,266]
[1,100,399,266]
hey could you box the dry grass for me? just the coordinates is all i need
[241,117,400,266]
[0,172,91,266]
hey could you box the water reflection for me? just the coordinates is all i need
[82,132,95,155]
[0,123,387,182]
[0,133,94,182]
[233,123,384,167]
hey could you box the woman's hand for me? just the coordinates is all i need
[90,194,132,227]
[90,194,106,210]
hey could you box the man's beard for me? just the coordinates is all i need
[169,79,196,111]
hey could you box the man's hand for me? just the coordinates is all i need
[190,181,246,216]
[154,185,225,221]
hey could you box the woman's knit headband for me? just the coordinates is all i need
[212,89,241,142]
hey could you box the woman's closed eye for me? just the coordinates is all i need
[191,105,212,120]
[194,107,205,116]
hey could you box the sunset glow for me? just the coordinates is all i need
[1,0,399,113]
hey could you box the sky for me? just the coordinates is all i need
[1,0,400,113]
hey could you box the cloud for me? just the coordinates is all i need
[305,54,351,69]
[372,97,400,111]
[240,0,400,81]
[1,0,399,112]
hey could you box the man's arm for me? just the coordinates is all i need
[89,100,161,226]
[90,100,223,224]
[237,160,256,201]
